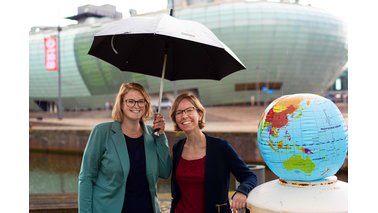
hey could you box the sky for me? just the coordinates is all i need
[23,0,349,28]
[26,0,168,28]
[1,0,378,212]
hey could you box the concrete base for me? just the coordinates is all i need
[247,176,348,213]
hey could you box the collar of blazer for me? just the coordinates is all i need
[110,121,156,180]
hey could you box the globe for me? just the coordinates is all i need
[257,93,348,181]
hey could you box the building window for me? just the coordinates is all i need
[235,82,282,91]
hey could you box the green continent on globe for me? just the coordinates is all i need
[282,154,315,175]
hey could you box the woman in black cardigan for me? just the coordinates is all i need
[170,92,257,213]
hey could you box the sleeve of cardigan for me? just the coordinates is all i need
[78,124,105,213]
[224,142,257,196]
[154,132,172,179]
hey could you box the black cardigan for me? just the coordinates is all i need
[171,133,257,213]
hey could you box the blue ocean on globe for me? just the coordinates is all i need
[257,93,348,181]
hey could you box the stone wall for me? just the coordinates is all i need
[29,129,348,180]
[29,129,263,163]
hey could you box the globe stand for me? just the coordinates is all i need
[278,175,338,187]
[246,176,348,213]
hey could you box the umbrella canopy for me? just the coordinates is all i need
[88,14,246,81]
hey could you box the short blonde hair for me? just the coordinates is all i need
[170,92,206,131]
[112,83,152,122]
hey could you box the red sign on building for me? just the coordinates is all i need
[44,37,58,71]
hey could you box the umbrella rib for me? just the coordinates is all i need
[111,35,118,54]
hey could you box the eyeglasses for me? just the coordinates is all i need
[124,99,146,107]
[174,107,197,117]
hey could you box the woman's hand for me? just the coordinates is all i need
[153,114,165,134]
[231,192,247,212]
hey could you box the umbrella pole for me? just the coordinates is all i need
[157,54,167,114]
[154,54,167,136]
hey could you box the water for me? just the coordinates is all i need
[29,151,172,194]
[29,152,82,193]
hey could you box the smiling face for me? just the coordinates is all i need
[170,93,206,132]
[112,83,152,123]
[122,89,146,122]
[174,98,202,133]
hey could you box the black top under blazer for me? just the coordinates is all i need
[171,133,257,213]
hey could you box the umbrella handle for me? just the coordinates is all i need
[153,111,161,136]
[153,129,161,136]
[153,54,168,136]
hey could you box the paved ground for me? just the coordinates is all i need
[29,103,348,133]
[160,199,171,213]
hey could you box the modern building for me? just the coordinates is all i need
[29,0,348,111]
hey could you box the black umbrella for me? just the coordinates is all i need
[88,14,246,113]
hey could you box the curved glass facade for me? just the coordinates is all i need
[29,1,347,110]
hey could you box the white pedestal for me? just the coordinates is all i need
[247,176,348,213]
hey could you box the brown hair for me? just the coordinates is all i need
[112,82,152,122]
[170,92,206,131]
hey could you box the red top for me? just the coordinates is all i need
[175,156,206,213]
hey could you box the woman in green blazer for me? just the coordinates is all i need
[78,83,172,213]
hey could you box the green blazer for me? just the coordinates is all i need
[78,121,172,213]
